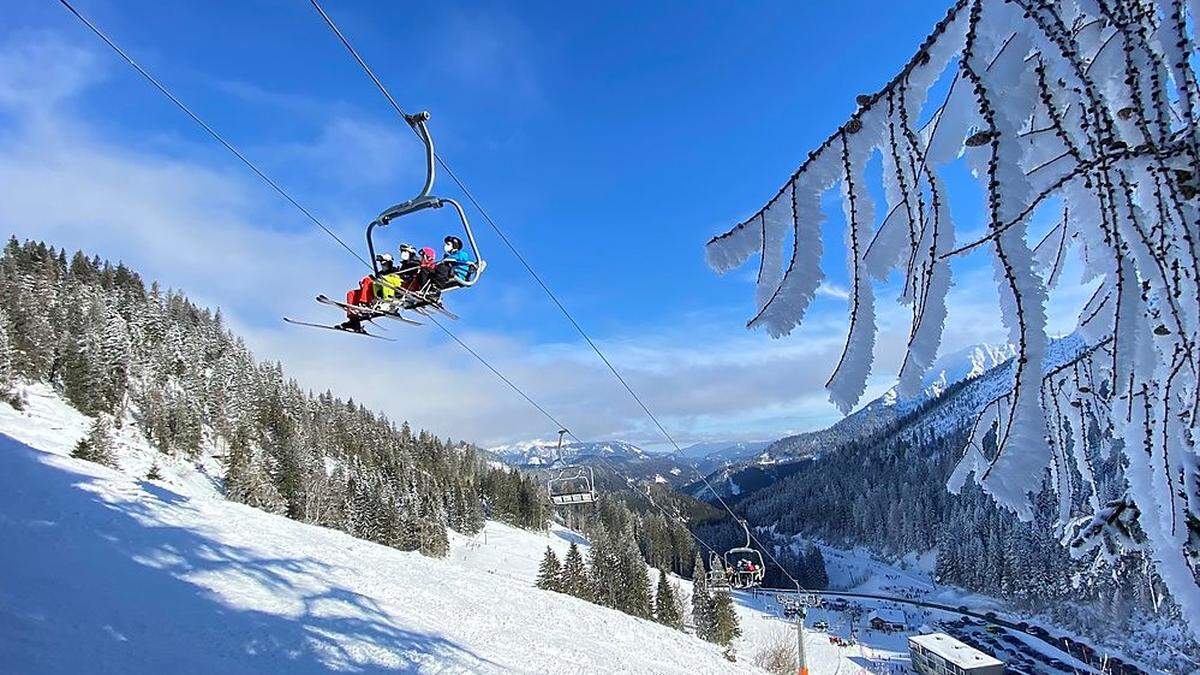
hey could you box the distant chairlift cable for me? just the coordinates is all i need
[308,0,807,592]
[55,0,719,563]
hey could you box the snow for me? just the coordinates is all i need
[0,384,957,674]
[0,432,759,674]
[0,383,226,499]
[909,632,1002,668]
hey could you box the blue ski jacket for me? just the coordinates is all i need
[444,248,475,282]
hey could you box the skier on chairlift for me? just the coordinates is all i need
[336,253,394,333]
[285,111,485,337]
[405,236,476,309]
[437,235,475,287]
[337,246,421,332]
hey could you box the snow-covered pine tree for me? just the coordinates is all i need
[618,525,653,619]
[587,525,619,608]
[653,569,683,629]
[690,550,713,639]
[71,416,117,468]
[561,542,590,600]
[705,0,1200,637]
[0,307,13,393]
[535,546,563,592]
[802,543,829,589]
[223,429,287,515]
[708,587,742,651]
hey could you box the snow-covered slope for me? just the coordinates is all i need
[0,383,227,499]
[0,431,759,674]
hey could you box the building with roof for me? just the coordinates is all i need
[909,632,1004,675]
[866,607,907,631]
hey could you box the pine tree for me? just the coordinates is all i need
[146,462,163,481]
[616,524,652,618]
[588,526,618,608]
[0,307,13,392]
[653,569,682,629]
[708,587,742,649]
[560,542,590,600]
[71,416,117,468]
[691,550,713,639]
[803,543,829,589]
[536,546,563,592]
[223,429,287,515]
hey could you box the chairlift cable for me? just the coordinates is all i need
[308,0,806,592]
[54,0,368,269]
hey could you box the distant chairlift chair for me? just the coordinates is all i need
[724,519,766,589]
[546,429,598,506]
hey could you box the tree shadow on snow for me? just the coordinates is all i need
[0,435,496,674]
[550,528,588,548]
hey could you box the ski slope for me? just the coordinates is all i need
[0,386,923,673]
[0,432,760,673]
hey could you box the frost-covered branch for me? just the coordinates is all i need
[705,0,1200,637]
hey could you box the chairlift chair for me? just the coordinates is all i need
[724,519,766,589]
[367,111,486,304]
[545,429,597,506]
[286,111,484,336]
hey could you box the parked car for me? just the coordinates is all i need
[812,621,829,631]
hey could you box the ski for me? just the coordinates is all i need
[283,317,396,340]
[315,295,423,326]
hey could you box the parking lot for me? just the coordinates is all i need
[939,617,1142,675]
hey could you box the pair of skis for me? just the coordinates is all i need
[284,293,456,340]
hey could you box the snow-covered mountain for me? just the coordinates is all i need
[881,342,1017,408]
[763,341,1021,462]
[5,389,978,674]
[487,438,649,467]
[695,336,1084,498]
[679,440,772,463]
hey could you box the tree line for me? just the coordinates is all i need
[534,540,742,658]
[0,238,548,557]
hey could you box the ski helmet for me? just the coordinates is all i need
[376,252,394,266]
[420,246,437,260]
[444,235,463,251]
[398,243,416,261]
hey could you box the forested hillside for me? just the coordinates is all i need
[0,238,547,556]
[721,362,1187,658]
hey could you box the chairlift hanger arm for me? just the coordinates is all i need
[365,111,485,282]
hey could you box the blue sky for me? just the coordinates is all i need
[1,1,1095,448]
